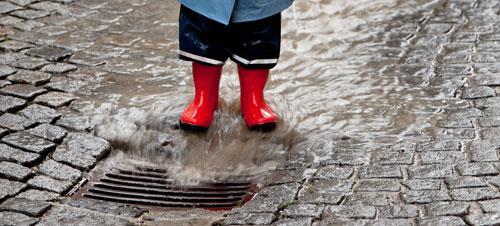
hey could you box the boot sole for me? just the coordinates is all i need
[179,121,209,132]
[248,122,276,132]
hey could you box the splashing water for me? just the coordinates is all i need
[93,83,302,185]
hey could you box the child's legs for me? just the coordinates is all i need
[178,5,230,67]
[178,6,229,130]
[228,13,281,70]
[227,14,282,131]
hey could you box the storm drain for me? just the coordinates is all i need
[71,164,258,209]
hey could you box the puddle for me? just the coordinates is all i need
[57,0,462,185]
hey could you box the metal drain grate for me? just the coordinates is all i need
[72,164,257,209]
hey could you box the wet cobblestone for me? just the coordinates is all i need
[0,161,34,181]
[0,0,499,225]
[0,197,52,217]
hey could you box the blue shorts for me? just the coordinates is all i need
[178,5,281,69]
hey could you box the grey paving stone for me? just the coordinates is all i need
[377,205,419,218]
[472,75,500,86]
[0,40,33,52]
[12,20,45,32]
[462,86,496,99]
[26,124,67,142]
[7,70,52,86]
[446,177,488,189]
[298,179,353,204]
[273,217,313,226]
[41,63,77,74]
[237,183,300,213]
[483,106,500,116]
[419,151,465,164]
[45,75,89,93]
[68,52,107,67]
[38,159,81,182]
[479,199,500,213]
[0,80,11,88]
[37,205,132,226]
[408,164,454,179]
[16,189,59,201]
[59,133,110,159]
[0,161,34,181]
[29,1,68,13]
[26,45,73,62]
[270,168,308,185]
[224,212,275,225]
[18,104,61,124]
[466,140,500,162]
[478,116,500,127]
[63,198,146,218]
[423,23,454,34]
[52,146,96,171]
[0,127,7,137]
[0,15,23,26]
[9,0,38,6]
[298,184,345,204]
[370,218,416,226]
[0,95,26,112]
[38,25,70,36]
[488,177,500,188]
[325,150,370,165]
[456,163,499,176]
[465,214,500,226]
[450,187,500,201]
[313,166,354,180]
[437,118,474,128]
[343,192,397,206]
[34,92,76,107]
[2,132,55,154]
[282,204,324,218]
[0,52,22,65]
[0,143,40,166]
[402,179,442,190]
[434,128,476,139]
[0,212,38,226]
[324,204,376,218]
[481,127,500,139]
[0,1,22,14]
[446,108,483,119]
[0,178,27,200]
[27,175,73,194]
[10,9,51,20]
[475,97,500,108]
[371,150,414,165]
[402,190,452,204]
[426,201,470,216]
[314,217,370,226]
[354,179,401,192]
[418,216,467,226]
[10,56,50,70]
[358,165,403,178]
[0,84,47,99]
[55,115,93,131]
[0,113,35,131]
[0,198,51,217]
[0,65,17,79]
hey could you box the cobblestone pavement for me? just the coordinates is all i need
[1,0,500,225]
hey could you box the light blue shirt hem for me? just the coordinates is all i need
[178,0,294,25]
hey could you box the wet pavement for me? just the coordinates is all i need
[1,0,500,225]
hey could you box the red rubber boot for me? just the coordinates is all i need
[238,65,278,131]
[180,62,222,132]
